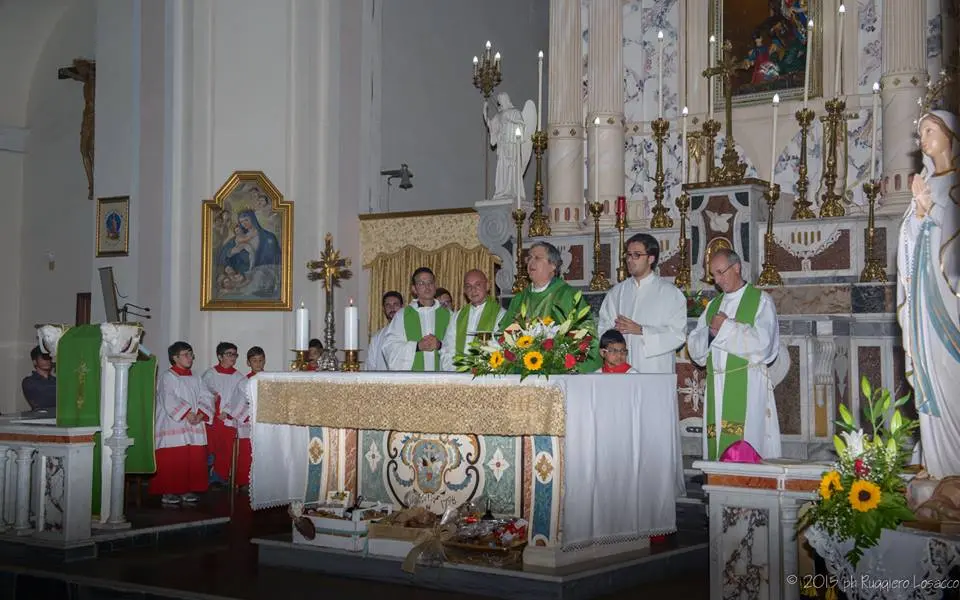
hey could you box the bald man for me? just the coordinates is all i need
[441,270,505,371]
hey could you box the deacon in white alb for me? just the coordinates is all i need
[382,267,452,372]
[598,233,687,374]
[441,269,505,371]
[365,291,404,371]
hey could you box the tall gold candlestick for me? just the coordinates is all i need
[674,192,692,290]
[819,98,847,217]
[757,185,784,287]
[512,209,530,293]
[290,349,310,372]
[616,209,628,282]
[528,130,551,236]
[588,202,611,291]
[792,108,817,219]
[859,181,888,282]
[650,118,674,228]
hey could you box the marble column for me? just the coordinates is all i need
[586,0,624,228]
[547,0,585,233]
[0,445,8,531]
[878,0,927,216]
[102,357,135,529]
[780,499,802,600]
[14,446,35,535]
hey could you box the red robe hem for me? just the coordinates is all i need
[148,445,209,495]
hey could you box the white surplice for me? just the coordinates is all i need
[439,301,506,371]
[382,300,444,371]
[598,274,688,374]
[154,369,215,449]
[365,325,389,371]
[201,367,246,428]
[687,284,782,459]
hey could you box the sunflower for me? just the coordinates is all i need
[849,479,881,512]
[523,351,544,370]
[819,470,842,500]
[489,351,505,369]
[516,335,534,349]
[540,316,554,326]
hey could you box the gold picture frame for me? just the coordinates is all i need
[200,171,293,311]
[710,0,823,106]
[96,196,130,257]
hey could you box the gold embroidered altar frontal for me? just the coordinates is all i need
[256,379,566,436]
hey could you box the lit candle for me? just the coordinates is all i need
[473,55,479,76]
[708,35,716,121]
[657,30,665,119]
[594,117,600,208]
[681,106,689,185]
[515,126,523,209]
[770,94,780,189]
[803,19,814,108]
[537,50,544,131]
[485,40,491,59]
[344,298,359,350]
[616,196,626,216]
[870,82,880,180]
[295,301,309,350]
[834,4,845,97]
[494,51,501,65]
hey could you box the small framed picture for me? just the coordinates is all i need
[96,196,130,257]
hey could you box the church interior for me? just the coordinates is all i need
[1,0,959,598]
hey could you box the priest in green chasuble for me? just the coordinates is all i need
[382,267,452,371]
[441,269,505,371]
[502,241,601,372]
[688,248,781,460]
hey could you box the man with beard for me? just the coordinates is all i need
[366,291,404,371]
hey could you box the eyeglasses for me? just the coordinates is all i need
[178,351,195,358]
[711,263,736,279]
[624,252,651,260]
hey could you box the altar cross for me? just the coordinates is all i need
[701,40,748,185]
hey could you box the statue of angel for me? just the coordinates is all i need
[482,92,537,202]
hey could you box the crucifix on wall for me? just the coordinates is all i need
[58,58,96,200]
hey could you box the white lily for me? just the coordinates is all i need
[840,429,867,458]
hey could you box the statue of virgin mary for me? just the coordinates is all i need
[897,109,960,479]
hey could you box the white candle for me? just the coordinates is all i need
[803,19,813,108]
[537,50,544,131]
[708,35,716,121]
[657,30,665,119]
[870,82,880,180]
[515,126,523,208]
[834,4,845,97]
[681,106,689,185]
[295,301,309,350]
[344,298,359,350]
[473,55,478,75]
[770,94,780,189]
[494,51,501,65]
[594,117,600,207]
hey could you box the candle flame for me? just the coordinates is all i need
[773,93,780,104]
[872,82,880,92]
[349,297,354,305]
[473,56,478,64]
[594,116,600,125]
[838,4,845,13]
[808,18,814,29]
[494,52,501,61]
[682,106,689,116]
[515,126,523,138]
[657,30,664,40]
[709,35,716,43]
[300,300,305,308]
[485,40,491,49]
[538,50,543,59]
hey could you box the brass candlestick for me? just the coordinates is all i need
[307,233,354,372]
[701,119,721,183]
[757,185,784,287]
[472,42,502,99]
[703,40,748,185]
[290,349,310,371]
[616,206,628,282]
[588,201,611,291]
[512,209,530,293]
[819,98,847,217]
[860,181,888,283]
[792,108,817,219]
[528,130,551,236]
[674,192,692,290]
[341,349,361,372]
[650,118,674,228]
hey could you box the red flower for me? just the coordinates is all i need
[504,350,516,362]
[578,341,589,353]
[543,338,555,350]
[498,335,506,345]
[583,335,593,344]
[854,458,870,478]
[564,354,576,369]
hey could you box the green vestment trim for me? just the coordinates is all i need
[705,284,762,460]
[455,298,501,354]
[403,305,451,371]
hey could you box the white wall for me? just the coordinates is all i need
[378,0,549,212]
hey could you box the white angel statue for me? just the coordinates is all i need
[482,92,537,202]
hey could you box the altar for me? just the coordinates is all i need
[248,371,683,567]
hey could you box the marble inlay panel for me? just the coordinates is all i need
[891,346,918,422]
[851,284,887,313]
[857,346,882,434]
[44,456,65,532]
[720,506,770,599]
[677,361,706,421]
[775,346,802,435]
[765,285,851,315]
[809,230,852,270]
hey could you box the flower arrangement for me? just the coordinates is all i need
[685,289,711,318]
[453,293,596,380]
[796,376,918,566]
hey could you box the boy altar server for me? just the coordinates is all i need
[596,329,638,373]
[201,342,247,486]
[598,233,687,374]
[383,267,452,371]
[225,346,266,488]
[150,342,215,505]
[441,269,505,371]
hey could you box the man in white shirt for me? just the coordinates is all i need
[441,270,505,371]
[382,267,452,371]
[365,291,404,371]
[688,248,781,460]
[598,233,687,374]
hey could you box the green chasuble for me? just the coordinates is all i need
[454,298,501,355]
[502,278,601,373]
[55,325,157,516]
[704,284,762,460]
[402,305,451,371]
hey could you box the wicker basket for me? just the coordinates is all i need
[367,522,432,542]
[443,539,526,569]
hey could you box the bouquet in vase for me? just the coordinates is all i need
[796,376,918,566]
[453,292,596,380]
[685,290,711,318]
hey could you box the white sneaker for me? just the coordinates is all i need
[161,494,181,505]
[180,492,200,503]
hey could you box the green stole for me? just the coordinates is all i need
[704,284,762,460]
[455,299,501,354]
[402,304,451,372]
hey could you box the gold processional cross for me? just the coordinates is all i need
[702,41,748,185]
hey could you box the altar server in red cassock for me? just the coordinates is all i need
[226,346,266,488]
[149,341,215,505]
[201,342,247,486]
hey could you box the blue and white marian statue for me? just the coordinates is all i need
[897,109,960,480]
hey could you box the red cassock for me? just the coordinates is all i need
[149,366,214,495]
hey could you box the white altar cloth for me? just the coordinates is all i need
[248,372,682,549]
